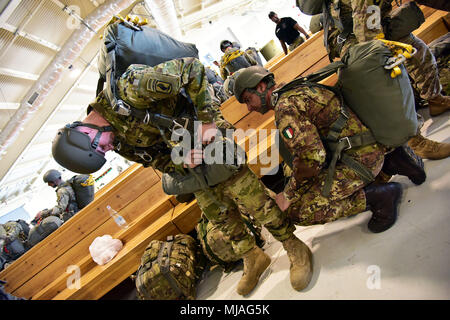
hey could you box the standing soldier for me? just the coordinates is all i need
[232,66,426,233]
[41,169,79,222]
[52,57,313,295]
[268,11,310,55]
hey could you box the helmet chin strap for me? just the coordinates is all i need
[69,121,113,149]
[248,79,275,114]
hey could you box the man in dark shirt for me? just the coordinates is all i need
[269,11,310,55]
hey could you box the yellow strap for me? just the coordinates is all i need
[221,50,245,68]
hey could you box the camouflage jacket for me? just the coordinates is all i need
[327,0,393,58]
[48,182,78,218]
[274,85,382,202]
[90,57,233,173]
[1,221,27,243]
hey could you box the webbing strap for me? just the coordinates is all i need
[158,237,186,299]
[221,50,245,68]
[322,130,377,197]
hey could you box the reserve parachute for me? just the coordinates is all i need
[135,234,206,300]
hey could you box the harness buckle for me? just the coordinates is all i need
[340,136,352,151]
[336,34,346,44]
[114,100,131,116]
[143,111,151,125]
[135,150,153,163]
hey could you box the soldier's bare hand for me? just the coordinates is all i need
[183,149,203,168]
[275,192,291,211]
[198,122,218,145]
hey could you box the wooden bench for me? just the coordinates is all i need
[1,7,447,300]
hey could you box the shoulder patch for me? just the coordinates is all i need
[147,79,173,94]
[282,126,294,139]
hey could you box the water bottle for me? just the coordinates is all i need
[106,205,128,229]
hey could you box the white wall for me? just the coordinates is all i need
[183,0,312,68]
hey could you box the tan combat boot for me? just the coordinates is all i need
[236,246,271,296]
[407,133,450,160]
[428,95,450,117]
[282,235,313,291]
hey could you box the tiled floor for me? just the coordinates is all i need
[196,109,450,300]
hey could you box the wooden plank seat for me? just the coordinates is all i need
[1,8,447,300]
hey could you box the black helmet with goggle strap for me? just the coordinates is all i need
[52,122,113,174]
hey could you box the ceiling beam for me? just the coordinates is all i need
[0,102,20,110]
[1,23,61,51]
[0,67,39,80]
[0,0,22,28]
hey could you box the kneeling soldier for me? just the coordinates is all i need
[52,58,313,295]
[232,66,426,234]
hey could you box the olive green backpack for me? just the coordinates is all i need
[135,234,206,300]
[196,212,265,273]
[274,39,418,196]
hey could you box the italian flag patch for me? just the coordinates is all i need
[282,126,294,139]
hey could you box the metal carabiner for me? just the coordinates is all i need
[135,150,153,163]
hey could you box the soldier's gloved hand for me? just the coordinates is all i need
[198,122,218,145]
[183,149,204,169]
[275,192,291,211]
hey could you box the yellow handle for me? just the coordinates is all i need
[391,66,402,78]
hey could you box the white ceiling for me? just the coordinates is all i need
[0,0,297,211]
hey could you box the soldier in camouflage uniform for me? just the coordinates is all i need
[429,32,450,96]
[39,169,79,223]
[232,66,431,234]
[52,57,313,295]
[0,220,29,267]
[309,0,450,160]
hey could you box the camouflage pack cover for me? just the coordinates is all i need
[69,174,95,209]
[135,234,206,300]
[196,212,265,272]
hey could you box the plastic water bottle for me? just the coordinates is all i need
[106,205,128,229]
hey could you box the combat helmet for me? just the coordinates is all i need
[43,169,61,184]
[220,40,233,52]
[52,121,113,174]
[233,65,274,97]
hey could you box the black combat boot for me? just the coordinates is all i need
[382,145,426,185]
[364,182,403,233]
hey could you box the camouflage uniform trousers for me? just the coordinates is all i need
[286,144,386,226]
[398,33,443,101]
[437,54,450,96]
[194,165,295,257]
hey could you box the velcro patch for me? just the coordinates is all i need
[282,126,294,139]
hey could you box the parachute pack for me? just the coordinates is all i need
[68,174,95,209]
[97,16,199,114]
[27,216,64,248]
[135,234,206,300]
[274,39,418,196]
